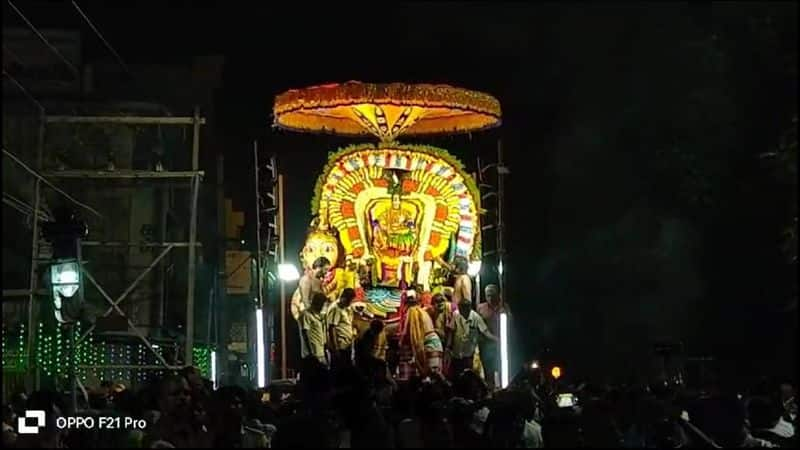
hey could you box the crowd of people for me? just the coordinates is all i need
[2,259,797,448]
[2,359,796,448]
[294,255,509,391]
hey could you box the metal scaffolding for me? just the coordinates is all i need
[477,139,509,295]
[3,2,209,394]
[254,144,284,381]
[2,107,206,381]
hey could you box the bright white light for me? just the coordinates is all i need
[467,260,482,277]
[241,240,246,245]
[51,262,80,298]
[52,263,79,284]
[498,260,504,275]
[500,312,509,389]
[211,350,218,390]
[256,308,266,388]
[278,263,300,282]
[531,361,539,369]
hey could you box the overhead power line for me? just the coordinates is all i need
[2,147,103,219]
[2,69,45,113]
[71,1,132,78]
[6,0,80,78]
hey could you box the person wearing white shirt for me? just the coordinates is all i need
[451,300,496,378]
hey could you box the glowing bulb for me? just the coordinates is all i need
[278,263,300,281]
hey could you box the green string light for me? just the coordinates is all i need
[17,322,217,386]
[1,324,27,372]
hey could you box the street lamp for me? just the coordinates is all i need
[41,208,87,412]
[50,260,81,324]
[42,208,87,324]
[278,263,300,282]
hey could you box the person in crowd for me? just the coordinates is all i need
[451,299,496,379]
[779,382,797,424]
[292,256,331,321]
[517,389,545,448]
[450,396,486,449]
[477,284,509,388]
[301,292,329,366]
[416,375,455,448]
[451,256,472,306]
[209,386,268,448]
[181,367,210,400]
[332,364,394,448]
[2,404,17,447]
[271,405,331,448]
[747,396,796,447]
[692,395,777,448]
[400,290,444,376]
[300,292,330,401]
[485,390,528,448]
[327,287,357,367]
[450,370,491,447]
[393,383,424,448]
[426,293,454,375]
[355,318,388,372]
[145,375,209,448]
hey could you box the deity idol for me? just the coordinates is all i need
[301,229,366,304]
[368,192,422,286]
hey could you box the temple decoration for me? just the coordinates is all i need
[301,143,482,319]
[274,81,501,141]
[276,81,500,323]
[300,229,341,270]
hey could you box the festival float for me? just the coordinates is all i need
[273,82,501,335]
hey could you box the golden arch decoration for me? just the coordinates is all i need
[312,143,482,265]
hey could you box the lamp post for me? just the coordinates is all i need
[42,208,87,412]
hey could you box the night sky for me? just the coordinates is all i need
[9,2,797,382]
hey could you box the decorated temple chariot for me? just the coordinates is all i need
[273,81,501,332]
